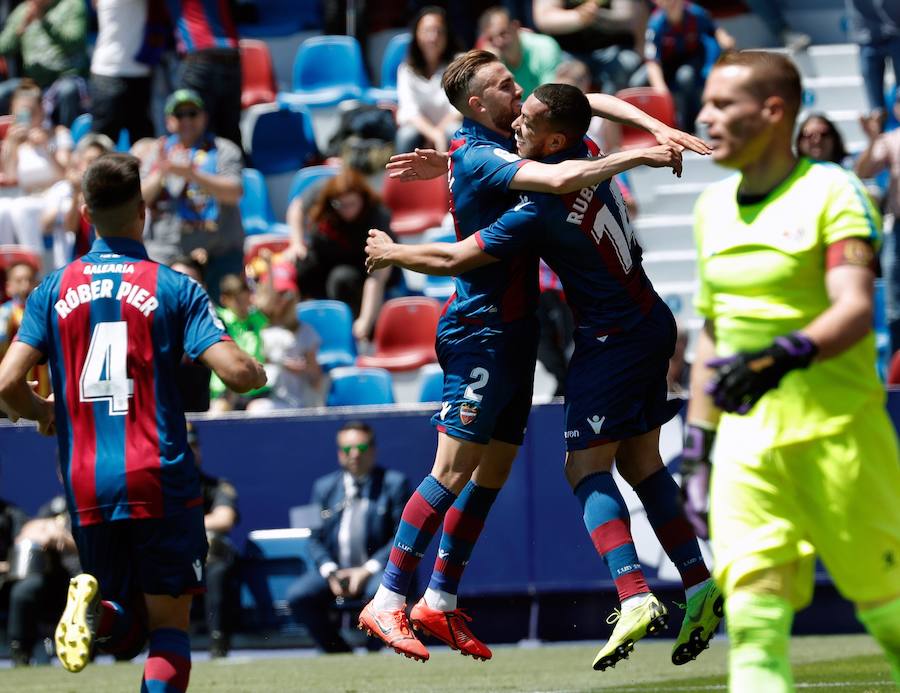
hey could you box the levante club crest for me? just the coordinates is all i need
[459,402,479,425]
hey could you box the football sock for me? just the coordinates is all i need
[423,587,457,611]
[858,595,900,686]
[726,591,794,693]
[633,467,710,590]
[428,480,500,599]
[574,471,650,602]
[621,592,651,612]
[141,628,191,693]
[378,475,456,606]
[96,598,148,660]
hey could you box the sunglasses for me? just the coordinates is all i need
[340,442,371,455]
[173,109,200,120]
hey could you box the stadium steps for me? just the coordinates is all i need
[634,215,695,253]
[642,249,697,286]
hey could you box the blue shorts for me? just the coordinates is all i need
[73,505,208,602]
[564,300,681,450]
[432,319,538,445]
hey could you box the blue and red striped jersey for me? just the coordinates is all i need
[165,0,239,53]
[476,141,659,335]
[440,118,539,338]
[16,237,229,526]
[645,2,717,68]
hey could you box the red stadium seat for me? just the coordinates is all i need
[614,88,677,150]
[240,39,278,109]
[381,174,449,237]
[356,297,441,372]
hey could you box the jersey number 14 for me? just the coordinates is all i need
[79,321,135,416]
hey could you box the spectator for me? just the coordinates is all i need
[0,81,72,255]
[0,490,28,637]
[186,423,240,658]
[7,495,79,666]
[252,261,325,411]
[165,0,242,148]
[479,5,561,99]
[295,169,395,341]
[287,421,411,653]
[846,0,900,115]
[395,6,462,155]
[642,0,734,132]
[0,0,88,127]
[209,273,270,413]
[142,89,244,302]
[89,0,168,143]
[0,260,49,404]
[169,253,205,285]
[532,0,648,95]
[795,113,849,166]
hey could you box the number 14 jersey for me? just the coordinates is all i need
[16,237,229,526]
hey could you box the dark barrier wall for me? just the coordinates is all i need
[3,393,900,596]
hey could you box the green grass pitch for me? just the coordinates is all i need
[1,634,893,692]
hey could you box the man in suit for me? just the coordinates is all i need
[287,421,411,652]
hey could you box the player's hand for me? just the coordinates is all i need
[705,332,817,414]
[36,391,55,437]
[643,144,683,177]
[385,148,449,181]
[365,228,396,273]
[680,422,716,540]
[650,124,712,156]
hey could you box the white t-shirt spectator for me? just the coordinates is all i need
[261,322,324,409]
[91,0,151,78]
[396,62,455,129]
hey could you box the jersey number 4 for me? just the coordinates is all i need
[79,321,134,416]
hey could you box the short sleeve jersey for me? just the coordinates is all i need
[441,118,540,338]
[645,2,716,68]
[15,237,230,526]
[476,140,659,334]
[693,158,884,445]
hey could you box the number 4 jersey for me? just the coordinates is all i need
[16,237,230,526]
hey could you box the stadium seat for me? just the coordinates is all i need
[417,363,444,402]
[365,32,411,102]
[287,164,341,205]
[296,299,357,371]
[356,296,440,372]
[70,113,92,143]
[614,88,677,149]
[286,35,370,108]
[240,39,278,109]
[381,174,449,237]
[327,366,395,405]
[240,168,277,235]
[247,104,320,175]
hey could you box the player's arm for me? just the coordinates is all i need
[0,341,55,435]
[199,341,267,394]
[365,229,496,276]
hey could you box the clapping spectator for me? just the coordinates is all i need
[642,0,734,131]
[395,6,463,154]
[142,89,244,302]
[295,169,396,341]
[479,6,561,99]
[0,0,88,127]
[846,0,900,116]
[795,114,849,166]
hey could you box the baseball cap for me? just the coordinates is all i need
[165,89,205,115]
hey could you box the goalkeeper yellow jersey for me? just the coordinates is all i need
[693,157,885,446]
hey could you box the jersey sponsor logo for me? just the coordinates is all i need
[459,402,479,425]
[492,147,521,163]
[513,195,532,212]
[440,401,451,420]
[587,415,606,434]
[54,280,160,319]
[192,559,203,581]
[564,429,580,439]
[82,263,135,275]
[596,335,608,342]
[438,548,450,559]
[373,612,395,636]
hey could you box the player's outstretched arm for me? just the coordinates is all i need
[511,143,682,194]
[200,341,267,394]
[365,229,495,276]
[0,341,55,435]
[385,148,449,181]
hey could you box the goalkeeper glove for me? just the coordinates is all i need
[681,422,716,540]
[705,332,817,415]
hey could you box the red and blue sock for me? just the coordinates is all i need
[633,467,710,589]
[141,628,191,693]
[381,475,456,597]
[575,471,650,602]
[428,481,500,595]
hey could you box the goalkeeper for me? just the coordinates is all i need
[685,50,900,692]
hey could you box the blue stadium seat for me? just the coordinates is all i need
[296,299,357,371]
[287,164,340,205]
[248,104,319,175]
[239,168,276,235]
[241,529,314,631]
[286,35,370,108]
[417,363,444,403]
[327,367,394,406]
[365,32,411,102]
[70,113,92,143]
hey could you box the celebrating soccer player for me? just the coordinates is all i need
[685,51,900,690]
[0,154,266,691]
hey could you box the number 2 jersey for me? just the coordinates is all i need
[16,237,230,526]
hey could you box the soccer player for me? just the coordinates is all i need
[683,51,900,691]
[366,83,721,671]
[358,49,709,662]
[0,154,266,691]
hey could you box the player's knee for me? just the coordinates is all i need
[731,565,797,601]
[145,594,193,632]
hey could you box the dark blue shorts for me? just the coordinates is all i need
[564,300,682,450]
[73,505,208,603]
[432,319,538,445]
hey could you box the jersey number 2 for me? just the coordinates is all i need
[79,321,134,416]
